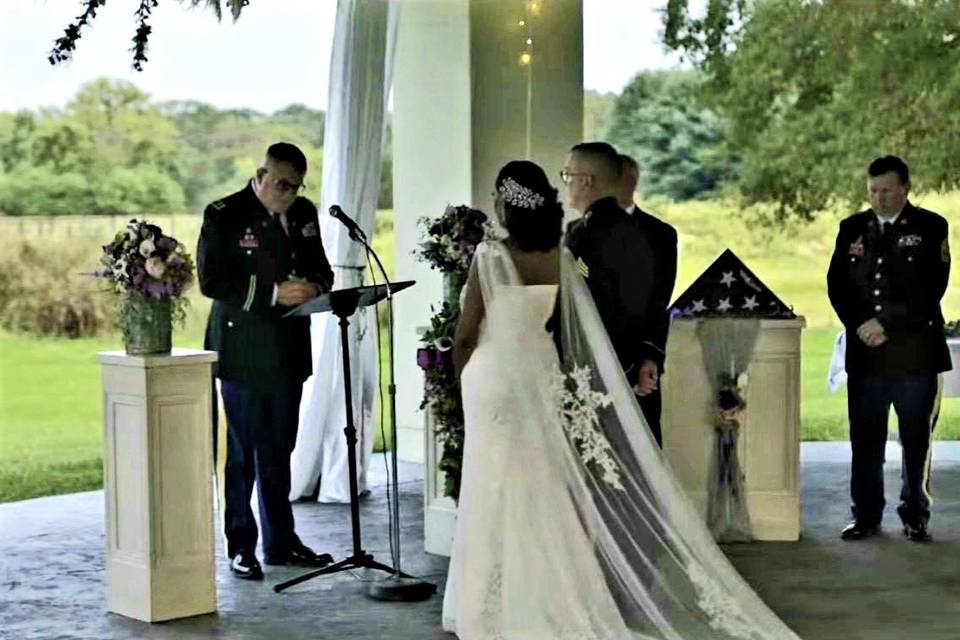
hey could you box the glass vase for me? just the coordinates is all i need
[120,293,173,356]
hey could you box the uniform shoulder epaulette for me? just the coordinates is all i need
[210,200,226,211]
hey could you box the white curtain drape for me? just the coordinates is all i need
[290,0,398,503]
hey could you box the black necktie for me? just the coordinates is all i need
[273,211,287,235]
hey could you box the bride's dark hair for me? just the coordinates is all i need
[495,160,563,252]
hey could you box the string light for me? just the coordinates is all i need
[516,1,544,158]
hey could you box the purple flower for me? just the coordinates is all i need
[417,347,437,370]
[145,281,165,298]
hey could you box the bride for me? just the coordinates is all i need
[441,160,799,639]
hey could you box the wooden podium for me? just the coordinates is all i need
[98,348,218,622]
[661,318,805,541]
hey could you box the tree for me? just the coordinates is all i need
[606,70,736,201]
[583,90,617,141]
[664,0,960,222]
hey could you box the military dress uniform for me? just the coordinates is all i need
[564,197,666,445]
[827,201,951,533]
[626,204,678,449]
[197,182,334,563]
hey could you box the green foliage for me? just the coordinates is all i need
[607,70,736,200]
[0,168,95,215]
[584,90,617,140]
[0,238,109,337]
[91,166,187,216]
[665,0,960,222]
[663,0,749,82]
[0,78,401,217]
[49,0,248,71]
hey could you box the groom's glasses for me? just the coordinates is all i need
[559,169,592,184]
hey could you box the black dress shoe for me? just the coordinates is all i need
[264,542,334,567]
[840,521,881,540]
[902,520,932,543]
[230,551,264,580]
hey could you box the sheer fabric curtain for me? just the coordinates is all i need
[290,0,398,503]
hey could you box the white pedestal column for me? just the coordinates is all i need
[98,348,218,622]
[662,318,805,541]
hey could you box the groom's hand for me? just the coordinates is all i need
[633,360,659,396]
[856,318,887,348]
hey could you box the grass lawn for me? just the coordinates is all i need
[4,194,960,503]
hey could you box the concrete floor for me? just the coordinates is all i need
[2,444,960,640]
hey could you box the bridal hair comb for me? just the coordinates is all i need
[498,177,545,210]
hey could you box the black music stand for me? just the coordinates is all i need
[273,281,417,593]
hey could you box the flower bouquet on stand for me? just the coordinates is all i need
[414,204,492,501]
[95,219,194,355]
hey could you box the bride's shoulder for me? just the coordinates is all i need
[476,239,508,255]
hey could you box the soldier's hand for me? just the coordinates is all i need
[277,280,319,306]
[856,318,887,348]
[633,360,659,396]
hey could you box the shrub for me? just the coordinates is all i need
[0,237,110,337]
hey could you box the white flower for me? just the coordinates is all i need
[126,226,138,242]
[139,239,156,258]
[145,256,166,279]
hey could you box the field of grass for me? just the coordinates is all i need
[3,192,960,502]
[0,212,396,502]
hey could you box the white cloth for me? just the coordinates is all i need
[289,0,398,503]
[442,240,799,639]
[828,329,848,393]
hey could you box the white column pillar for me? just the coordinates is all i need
[393,0,583,555]
[98,348,218,622]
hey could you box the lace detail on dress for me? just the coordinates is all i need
[550,364,624,491]
[688,562,763,639]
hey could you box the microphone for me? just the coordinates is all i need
[329,205,366,242]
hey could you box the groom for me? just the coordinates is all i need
[559,142,663,445]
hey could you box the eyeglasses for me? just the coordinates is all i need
[272,177,306,194]
[559,169,592,185]
[259,168,306,194]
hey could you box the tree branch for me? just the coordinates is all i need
[49,0,251,72]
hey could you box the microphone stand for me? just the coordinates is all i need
[342,218,436,602]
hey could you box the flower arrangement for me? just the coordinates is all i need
[414,203,492,501]
[95,219,194,354]
[714,373,747,430]
[416,302,464,498]
[413,205,490,273]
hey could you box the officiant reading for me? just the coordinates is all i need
[198,142,335,580]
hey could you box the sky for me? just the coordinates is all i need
[0,0,688,114]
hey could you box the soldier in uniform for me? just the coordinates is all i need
[559,142,663,444]
[616,154,678,449]
[198,142,335,579]
[827,155,951,543]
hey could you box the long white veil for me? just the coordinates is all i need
[463,239,799,639]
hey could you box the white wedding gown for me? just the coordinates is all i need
[442,240,800,640]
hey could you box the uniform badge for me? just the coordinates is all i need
[942,238,951,263]
[239,229,259,248]
[898,234,922,247]
[848,236,864,256]
[576,257,590,278]
[211,200,226,210]
[302,222,318,237]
